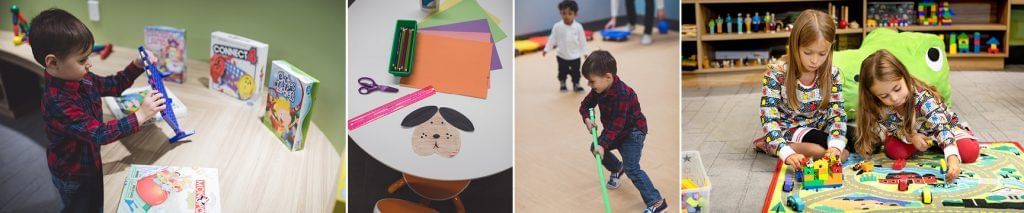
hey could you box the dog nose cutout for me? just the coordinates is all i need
[433,134,441,139]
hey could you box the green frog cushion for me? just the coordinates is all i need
[833,28,951,118]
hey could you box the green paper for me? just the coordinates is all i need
[419,0,506,42]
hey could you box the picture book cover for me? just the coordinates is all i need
[103,86,187,126]
[117,165,221,213]
[144,26,187,83]
[209,31,269,106]
[262,60,318,151]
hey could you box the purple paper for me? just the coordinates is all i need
[421,19,502,71]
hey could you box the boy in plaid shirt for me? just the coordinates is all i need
[30,9,164,212]
[579,50,666,213]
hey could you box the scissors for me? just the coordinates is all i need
[358,77,399,94]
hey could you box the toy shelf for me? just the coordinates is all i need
[682,0,1014,74]
[865,24,1008,32]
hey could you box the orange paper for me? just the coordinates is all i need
[400,32,492,99]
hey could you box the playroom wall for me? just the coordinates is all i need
[1012,7,1023,46]
[515,0,680,36]
[0,0,348,155]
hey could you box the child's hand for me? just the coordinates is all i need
[583,118,597,133]
[946,155,961,184]
[786,154,807,168]
[910,133,930,151]
[134,90,166,126]
[605,18,617,29]
[592,145,604,158]
[133,50,159,68]
[825,147,842,159]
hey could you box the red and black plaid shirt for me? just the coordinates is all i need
[579,76,647,150]
[43,63,144,179]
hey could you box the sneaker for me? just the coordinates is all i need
[607,167,624,189]
[641,34,652,45]
[643,199,668,213]
[625,23,635,32]
[560,84,568,92]
[573,86,584,92]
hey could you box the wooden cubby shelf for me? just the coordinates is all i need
[682,0,1013,74]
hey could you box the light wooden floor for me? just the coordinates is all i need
[514,30,680,212]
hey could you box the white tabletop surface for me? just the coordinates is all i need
[347,0,512,181]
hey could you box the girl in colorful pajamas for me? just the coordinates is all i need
[855,49,979,183]
[756,10,850,168]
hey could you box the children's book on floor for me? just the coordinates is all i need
[117,165,221,213]
[103,86,188,126]
[262,60,319,151]
[209,31,269,106]
[144,26,187,83]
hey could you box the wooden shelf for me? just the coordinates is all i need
[947,53,1008,58]
[865,24,1008,32]
[697,0,842,4]
[682,36,697,41]
[1013,0,1024,5]
[684,65,766,74]
[701,28,861,41]
[683,0,695,4]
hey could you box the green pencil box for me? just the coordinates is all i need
[389,19,417,77]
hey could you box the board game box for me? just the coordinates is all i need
[209,31,269,106]
[262,60,318,151]
[103,86,187,126]
[117,165,221,213]
[144,26,187,83]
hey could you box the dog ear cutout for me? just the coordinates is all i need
[439,107,474,132]
[402,106,438,127]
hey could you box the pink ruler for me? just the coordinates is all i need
[348,86,436,131]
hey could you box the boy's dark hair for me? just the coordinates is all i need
[558,0,578,13]
[582,50,617,77]
[28,8,94,66]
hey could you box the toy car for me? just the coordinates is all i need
[601,30,630,41]
[787,195,805,212]
[783,176,794,192]
[922,187,932,204]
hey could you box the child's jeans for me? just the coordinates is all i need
[556,56,581,86]
[51,175,103,213]
[590,128,663,206]
[883,135,980,163]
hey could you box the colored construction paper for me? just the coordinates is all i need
[421,19,502,71]
[400,33,492,99]
[420,0,506,42]
[438,0,501,25]
[417,30,494,88]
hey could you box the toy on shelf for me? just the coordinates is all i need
[764,13,772,33]
[715,16,723,34]
[752,13,762,33]
[744,13,752,34]
[918,0,939,26]
[940,2,954,26]
[725,14,733,33]
[868,2,915,27]
[137,46,194,143]
[786,194,805,212]
[92,43,113,60]
[948,32,957,55]
[797,155,844,190]
[736,13,744,34]
[707,18,716,35]
[389,19,418,77]
[973,32,981,53]
[10,5,29,45]
[986,36,1000,54]
[957,32,969,53]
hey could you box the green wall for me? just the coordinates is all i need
[0,0,346,155]
[1013,6,1024,46]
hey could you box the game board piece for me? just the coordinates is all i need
[893,159,907,170]
[898,179,909,191]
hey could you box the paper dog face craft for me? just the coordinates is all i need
[401,106,475,158]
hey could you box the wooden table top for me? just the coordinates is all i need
[0,30,341,212]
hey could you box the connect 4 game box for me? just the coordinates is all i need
[144,26,187,83]
[262,60,319,151]
[209,31,269,106]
